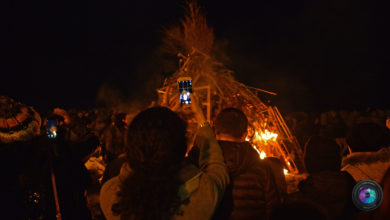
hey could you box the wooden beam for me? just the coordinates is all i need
[246,86,278,96]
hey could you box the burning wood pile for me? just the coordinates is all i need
[156,2,305,174]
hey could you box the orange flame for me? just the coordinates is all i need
[246,128,277,160]
[260,129,278,141]
[260,151,266,159]
[253,145,267,160]
[253,129,278,145]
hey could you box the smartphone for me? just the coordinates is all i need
[178,77,192,105]
[47,119,58,139]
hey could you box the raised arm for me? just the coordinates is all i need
[190,94,228,187]
[177,95,229,219]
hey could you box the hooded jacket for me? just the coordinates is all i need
[212,141,280,220]
[288,171,356,220]
[287,136,357,220]
[100,126,229,220]
[341,147,390,183]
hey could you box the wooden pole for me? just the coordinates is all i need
[207,85,211,122]
[50,167,62,220]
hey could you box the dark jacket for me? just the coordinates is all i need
[101,153,127,185]
[287,171,357,220]
[0,139,34,219]
[213,141,280,220]
[1,135,92,220]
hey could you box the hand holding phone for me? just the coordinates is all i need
[177,77,193,105]
[47,119,58,139]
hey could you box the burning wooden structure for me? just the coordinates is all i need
[156,2,305,173]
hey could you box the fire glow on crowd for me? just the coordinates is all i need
[3,0,387,219]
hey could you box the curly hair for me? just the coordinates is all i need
[112,107,187,220]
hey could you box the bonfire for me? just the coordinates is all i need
[156,1,305,174]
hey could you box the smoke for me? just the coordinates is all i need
[96,81,153,115]
[96,83,124,108]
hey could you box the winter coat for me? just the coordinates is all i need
[287,171,357,220]
[0,139,33,219]
[341,147,390,183]
[100,126,229,220]
[212,141,280,220]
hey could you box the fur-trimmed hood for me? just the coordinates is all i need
[341,147,390,183]
[342,147,390,167]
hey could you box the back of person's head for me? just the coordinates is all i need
[304,136,341,173]
[125,107,187,171]
[270,200,328,220]
[215,108,248,138]
[113,107,187,219]
[0,96,41,144]
[347,122,390,152]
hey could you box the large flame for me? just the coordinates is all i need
[255,129,278,143]
[245,127,294,174]
[247,129,278,143]
[246,129,278,160]
[249,129,278,148]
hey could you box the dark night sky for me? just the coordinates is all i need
[3,0,388,114]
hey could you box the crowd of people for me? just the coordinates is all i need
[285,109,390,150]
[1,95,389,220]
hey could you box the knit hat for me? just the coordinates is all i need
[304,135,341,173]
[0,96,41,143]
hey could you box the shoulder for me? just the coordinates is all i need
[243,156,271,180]
[100,176,121,220]
[244,146,269,171]
[342,147,390,167]
[100,176,121,201]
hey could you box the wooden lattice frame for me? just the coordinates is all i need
[157,48,305,173]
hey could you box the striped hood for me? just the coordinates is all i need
[0,96,41,144]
